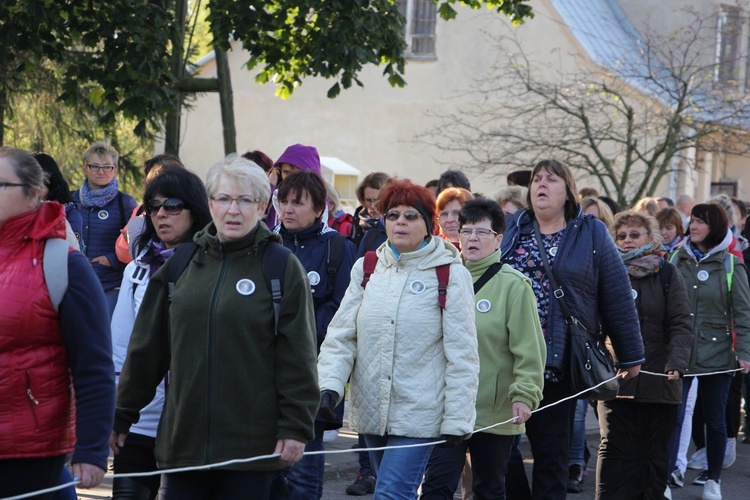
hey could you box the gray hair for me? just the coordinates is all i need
[710,194,735,226]
[83,139,119,165]
[205,153,271,205]
[0,147,44,197]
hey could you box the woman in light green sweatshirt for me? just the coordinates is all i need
[422,198,546,499]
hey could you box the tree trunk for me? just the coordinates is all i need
[214,43,236,156]
[164,0,188,156]
[0,87,5,147]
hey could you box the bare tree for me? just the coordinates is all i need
[423,11,750,208]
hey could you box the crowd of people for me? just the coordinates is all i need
[2,142,750,500]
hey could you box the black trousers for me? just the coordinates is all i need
[159,469,275,500]
[596,400,677,500]
[112,432,160,500]
[0,455,66,500]
[421,432,515,500]
[525,380,577,500]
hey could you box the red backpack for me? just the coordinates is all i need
[329,213,354,238]
[360,251,450,310]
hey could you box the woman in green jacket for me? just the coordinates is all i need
[422,198,546,499]
[113,154,320,500]
[670,202,750,500]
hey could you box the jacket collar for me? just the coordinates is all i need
[465,249,502,279]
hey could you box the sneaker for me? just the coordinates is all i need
[693,470,709,486]
[323,429,339,443]
[669,468,684,488]
[567,464,584,494]
[346,475,376,496]
[688,448,707,470]
[665,485,672,500]
[702,479,722,500]
[723,437,736,468]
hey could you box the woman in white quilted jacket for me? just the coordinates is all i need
[318,179,479,499]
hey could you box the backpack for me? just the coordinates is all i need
[329,213,354,239]
[165,240,290,334]
[360,250,450,310]
[43,238,70,313]
[325,234,347,298]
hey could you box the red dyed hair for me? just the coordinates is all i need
[377,179,437,234]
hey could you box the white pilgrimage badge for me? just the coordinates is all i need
[697,270,709,282]
[308,271,321,286]
[236,279,256,296]
[410,280,426,294]
[97,210,109,220]
[476,299,492,313]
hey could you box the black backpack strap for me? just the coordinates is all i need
[473,262,503,295]
[117,191,126,229]
[363,227,379,253]
[326,234,346,298]
[262,241,291,336]
[165,242,199,303]
[660,261,673,297]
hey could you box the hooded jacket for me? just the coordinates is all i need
[467,250,545,435]
[671,230,750,373]
[500,209,644,372]
[318,236,479,438]
[114,222,319,471]
[0,202,114,469]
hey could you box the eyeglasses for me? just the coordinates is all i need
[385,210,423,222]
[86,163,116,173]
[458,227,498,239]
[0,181,28,190]
[616,231,647,241]
[439,210,461,220]
[147,198,186,216]
[363,198,378,207]
[211,195,260,209]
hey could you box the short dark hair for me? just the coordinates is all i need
[655,207,685,236]
[356,172,391,204]
[459,198,506,235]
[277,170,327,215]
[34,153,72,204]
[135,169,211,255]
[506,170,531,187]
[438,169,471,193]
[242,150,274,173]
[598,195,620,215]
[658,197,675,207]
[425,179,439,189]
[690,202,729,250]
[732,197,747,219]
[143,154,184,178]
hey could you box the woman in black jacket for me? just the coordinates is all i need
[596,210,693,499]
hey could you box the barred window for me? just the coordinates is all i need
[398,0,437,58]
[714,6,742,85]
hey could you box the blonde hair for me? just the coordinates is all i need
[325,180,340,213]
[581,197,615,236]
[633,197,659,217]
[205,153,271,205]
[614,210,662,244]
[495,186,528,211]
[83,140,119,165]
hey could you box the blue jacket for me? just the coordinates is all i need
[357,218,387,258]
[278,221,357,348]
[500,209,644,371]
[73,191,137,292]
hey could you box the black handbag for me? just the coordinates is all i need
[533,222,619,401]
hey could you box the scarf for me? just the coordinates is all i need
[618,242,665,278]
[141,240,176,277]
[79,178,120,208]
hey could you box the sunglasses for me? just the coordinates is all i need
[385,210,423,222]
[616,231,647,241]
[147,198,186,216]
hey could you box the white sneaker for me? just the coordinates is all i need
[723,436,736,468]
[322,429,339,442]
[702,479,722,500]
[664,485,672,499]
[688,447,707,470]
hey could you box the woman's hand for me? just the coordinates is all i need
[72,463,105,489]
[617,364,641,379]
[274,439,305,467]
[90,255,112,267]
[512,402,532,424]
[109,431,128,454]
[739,359,750,374]
[666,370,680,381]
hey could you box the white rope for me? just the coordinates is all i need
[0,371,692,500]
[640,367,743,378]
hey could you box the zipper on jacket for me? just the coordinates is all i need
[25,371,40,432]
[206,249,230,462]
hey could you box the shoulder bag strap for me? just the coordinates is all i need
[532,220,574,322]
[473,262,503,295]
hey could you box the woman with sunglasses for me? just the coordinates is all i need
[668,202,750,500]
[421,198,545,499]
[595,210,693,499]
[318,179,479,499]
[72,140,137,317]
[109,168,211,500]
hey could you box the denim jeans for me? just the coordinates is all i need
[363,434,435,499]
[285,420,325,499]
[569,399,588,467]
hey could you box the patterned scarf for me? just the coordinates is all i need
[618,242,666,278]
[79,178,120,208]
[141,240,176,277]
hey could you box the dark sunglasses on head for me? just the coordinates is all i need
[385,210,422,222]
[147,198,186,216]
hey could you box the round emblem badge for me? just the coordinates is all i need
[549,246,558,257]
[307,271,321,286]
[410,280,426,294]
[697,270,710,282]
[476,299,492,313]
[97,210,109,220]
[631,289,638,300]
[236,279,256,296]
